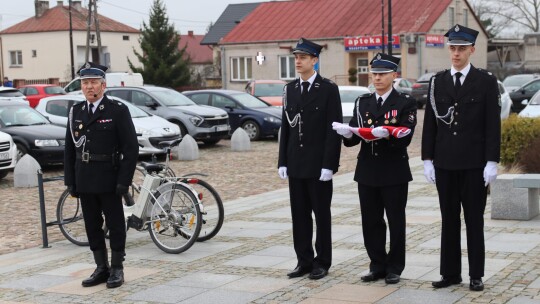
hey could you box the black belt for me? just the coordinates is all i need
[76,152,113,163]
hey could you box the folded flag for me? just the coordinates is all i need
[355,126,411,140]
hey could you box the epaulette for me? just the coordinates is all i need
[359,92,373,99]
[477,68,497,78]
[286,79,297,87]
[321,77,336,85]
[398,92,413,99]
[435,69,448,76]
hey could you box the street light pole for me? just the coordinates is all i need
[68,0,75,79]
[381,0,385,53]
[387,0,392,55]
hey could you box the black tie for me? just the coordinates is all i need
[301,81,310,99]
[88,103,94,116]
[377,97,383,110]
[454,72,462,93]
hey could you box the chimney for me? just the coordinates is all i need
[188,31,194,37]
[57,1,63,7]
[35,0,49,18]
[71,0,82,12]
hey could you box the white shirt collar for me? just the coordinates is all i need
[300,71,318,92]
[88,96,104,113]
[375,88,393,104]
[451,63,471,78]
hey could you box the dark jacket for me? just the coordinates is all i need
[421,66,501,170]
[278,74,342,178]
[343,89,417,186]
[64,95,138,193]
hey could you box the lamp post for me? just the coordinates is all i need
[68,0,75,79]
[387,0,392,55]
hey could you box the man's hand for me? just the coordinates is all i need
[278,166,288,179]
[371,126,390,138]
[423,160,436,184]
[332,122,353,138]
[483,161,498,187]
[319,168,333,181]
[67,185,79,198]
[116,184,129,196]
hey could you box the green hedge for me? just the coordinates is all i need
[500,114,540,167]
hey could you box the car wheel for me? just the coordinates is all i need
[0,170,8,180]
[242,120,260,140]
[202,139,220,146]
[15,143,28,161]
[173,122,188,137]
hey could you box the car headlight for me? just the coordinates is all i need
[35,139,60,147]
[189,116,203,126]
[264,116,281,123]
[135,127,152,136]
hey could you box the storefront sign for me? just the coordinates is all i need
[426,34,445,47]
[344,35,401,51]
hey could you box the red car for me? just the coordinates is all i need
[18,84,66,108]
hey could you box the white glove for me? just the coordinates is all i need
[483,161,498,187]
[332,122,353,138]
[319,168,333,181]
[371,126,390,138]
[423,160,436,184]
[278,166,288,179]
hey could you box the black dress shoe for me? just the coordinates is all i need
[308,267,328,280]
[361,271,386,282]
[287,266,311,278]
[385,273,400,284]
[470,278,484,291]
[432,275,462,288]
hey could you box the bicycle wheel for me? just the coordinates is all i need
[148,183,202,254]
[191,179,224,242]
[57,189,89,246]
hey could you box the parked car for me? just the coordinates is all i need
[0,101,65,166]
[64,72,144,94]
[509,78,540,113]
[502,74,540,92]
[0,87,29,105]
[18,84,65,108]
[183,89,282,140]
[498,80,512,120]
[105,86,229,145]
[368,78,416,100]
[338,85,371,123]
[35,95,181,155]
[0,130,17,180]
[244,79,286,106]
[411,72,435,109]
[518,89,540,118]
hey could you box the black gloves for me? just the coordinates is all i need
[116,184,129,196]
[67,186,79,198]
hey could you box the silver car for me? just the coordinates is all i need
[106,86,229,145]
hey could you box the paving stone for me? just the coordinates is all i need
[377,288,465,303]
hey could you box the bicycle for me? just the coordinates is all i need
[57,167,203,254]
[131,140,224,242]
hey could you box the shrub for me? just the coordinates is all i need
[519,135,540,173]
[500,114,540,170]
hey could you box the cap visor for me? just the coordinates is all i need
[370,68,395,73]
[447,40,473,45]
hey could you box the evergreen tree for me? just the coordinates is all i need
[128,0,191,87]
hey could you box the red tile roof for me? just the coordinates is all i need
[222,0,454,43]
[179,32,213,64]
[0,5,138,34]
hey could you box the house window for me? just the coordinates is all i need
[448,7,455,28]
[231,57,252,81]
[9,51,23,66]
[123,35,129,41]
[463,9,468,26]
[279,55,295,80]
[32,50,37,57]
[357,59,369,74]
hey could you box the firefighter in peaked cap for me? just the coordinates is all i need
[278,37,343,280]
[422,24,501,292]
[64,62,138,288]
[332,52,417,284]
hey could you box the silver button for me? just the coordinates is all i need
[455,112,459,116]
[375,153,378,156]
[300,144,303,147]
[454,122,458,125]
[454,103,458,106]
[453,132,457,135]
[375,142,378,146]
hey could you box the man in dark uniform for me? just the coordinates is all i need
[422,24,501,292]
[64,62,138,288]
[278,37,342,280]
[333,53,417,284]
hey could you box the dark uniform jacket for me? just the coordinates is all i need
[421,66,501,170]
[278,74,342,178]
[344,89,417,186]
[64,95,139,193]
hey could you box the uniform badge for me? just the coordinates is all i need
[74,131,79,137]
[79,124,83,129]
[85,62,91,69]
[455,25,460,32]
[367,119,372,124]
[391,118,397,124]
[384,120,389,124]
[377,54,381,60]
[99,104,104,110]
[408,112,416,123]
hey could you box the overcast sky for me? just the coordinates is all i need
[0,0,272,34]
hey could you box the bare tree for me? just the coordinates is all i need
[470,0,513,37]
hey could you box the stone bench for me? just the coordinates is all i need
[491,174,540,220]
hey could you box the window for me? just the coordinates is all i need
[25,87,39,95]
[9,51,23,66]
[132,91,154,106]
[357,59,369,74]
[279,55,296,80]
[123,35,129,41]
[46,100,69,117]
[107,90,130,101]
[211,94,237,108]
[32,50,37,57]
[231,57,252,81]
[448,7,455,28]
[189,93,210,105]
[463,9,468,26]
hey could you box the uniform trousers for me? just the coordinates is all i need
[358,183,408,275]
[435,167,487,278]
[80,192,126,253]
[288,177,333,270]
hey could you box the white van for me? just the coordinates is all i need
[64,72,144,94]
[0,131,18,180]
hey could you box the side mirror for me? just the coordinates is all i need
[521,89,526,94]
[522,99,529,105]
[145,101,159,109]
[225,106,234,112]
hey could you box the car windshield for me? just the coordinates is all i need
[253,83,285,97]
[504,75,535,87]
[340,90,368,103]
[417,72,435,82]
[110,98,150,118]
[231,92,269,108]
[530,92,540,105]
[150,89,196,106]
[44,86,66,94]
[0,89,24,97]
[0,105,49,126]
